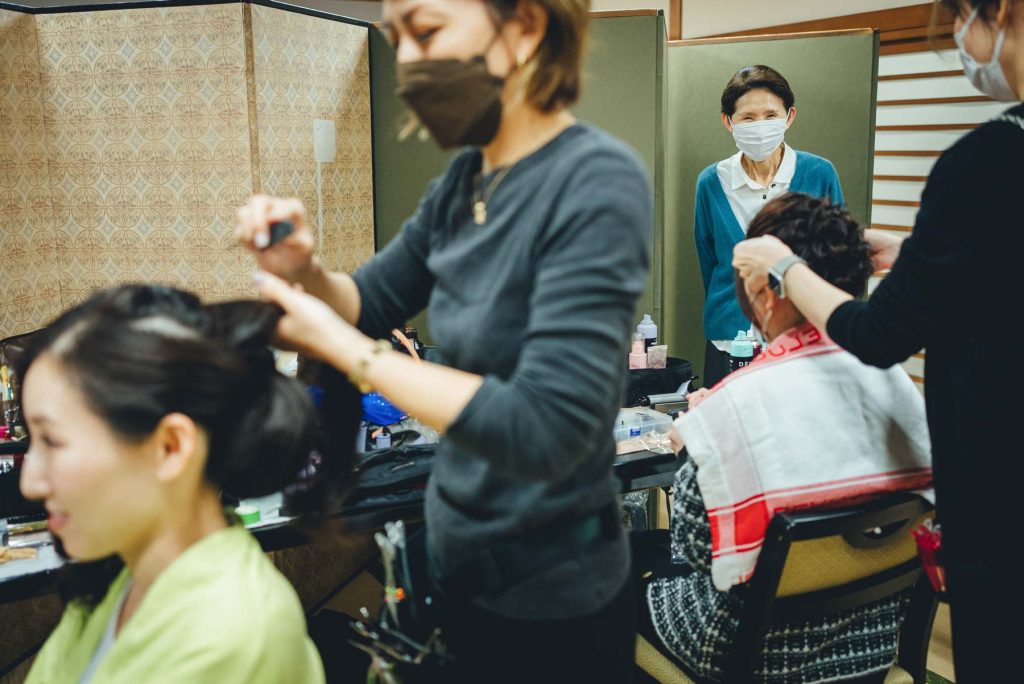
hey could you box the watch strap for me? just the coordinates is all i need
[769,254,806,298]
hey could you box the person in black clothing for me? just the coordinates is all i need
[734,1,1024,679]
[235,1,651,682]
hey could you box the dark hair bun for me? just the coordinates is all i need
[200,300,317,498]
[209,372,317,498]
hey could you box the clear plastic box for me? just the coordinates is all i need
[613,407,674,456]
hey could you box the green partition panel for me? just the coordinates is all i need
[663,31,879,384]
[574,14,665,328]
[369,13,666,343]
[369,27,455,257]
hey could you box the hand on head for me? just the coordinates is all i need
[732,235,793,294]
[863,229,904,271]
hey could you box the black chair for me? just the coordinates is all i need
[636,492,938,683]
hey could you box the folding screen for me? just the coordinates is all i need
[0,7,59,338]
[249,2,374,274]
[0,1,375,339]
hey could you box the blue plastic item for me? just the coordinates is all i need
[361,392,405,426]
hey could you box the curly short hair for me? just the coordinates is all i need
[735,193,873,321]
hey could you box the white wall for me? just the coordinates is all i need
[682,0,925,38]
[591,0,670,16]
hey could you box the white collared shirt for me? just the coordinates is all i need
[716,142,796,235]
[711,144,795,353]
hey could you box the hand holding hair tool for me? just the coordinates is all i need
[264,220,294,249]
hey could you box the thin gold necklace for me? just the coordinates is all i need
[472,164,514,225]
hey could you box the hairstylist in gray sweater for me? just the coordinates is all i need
[236,1,651,681]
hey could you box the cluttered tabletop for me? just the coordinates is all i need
[1,438,682,604]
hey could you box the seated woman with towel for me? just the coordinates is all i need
[636,193,932,683]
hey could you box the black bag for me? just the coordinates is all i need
[342,444,437,515]
[624,356,694,406]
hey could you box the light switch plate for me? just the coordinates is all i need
[313,119,336,163]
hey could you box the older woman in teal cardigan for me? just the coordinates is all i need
[696,65,844,388]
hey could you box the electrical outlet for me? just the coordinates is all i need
[313,119,336,163]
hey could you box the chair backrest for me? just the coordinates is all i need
[0,328,40,368]
[725,491,933,682]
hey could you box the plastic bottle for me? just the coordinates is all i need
[747,328,763,358]
[637,314,658,351]
[729,330,754,373]
[629,333,648,369]
[354,421,368,454]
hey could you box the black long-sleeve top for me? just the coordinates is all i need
[827,103,1024,575]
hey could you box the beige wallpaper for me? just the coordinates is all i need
[250,4,374,274]
[32,4,256,311]
[0,4,375,339]
[0,9,61,339]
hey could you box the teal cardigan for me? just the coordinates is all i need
[694,151,844,341]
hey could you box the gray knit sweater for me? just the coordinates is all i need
[353,123,652,619]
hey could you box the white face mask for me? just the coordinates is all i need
[730,118,788,161]
[955,5,1019,102]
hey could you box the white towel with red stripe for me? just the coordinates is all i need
[676,322,933,591]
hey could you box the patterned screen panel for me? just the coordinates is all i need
[0,4,375,339]
[34,4,255,312]
[0,9,61,339]
[250,4,374,275]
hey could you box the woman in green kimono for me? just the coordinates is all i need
[15,285,354,684]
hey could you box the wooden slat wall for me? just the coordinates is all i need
[872,26,983,393]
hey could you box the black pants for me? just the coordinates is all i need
[379,527,637,683]
[435,574,638,683]
[946,535,1017,681]
[703,340,732,389]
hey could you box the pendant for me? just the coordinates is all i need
[473,201,487,225]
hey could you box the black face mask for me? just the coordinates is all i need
[395,47,506,149]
